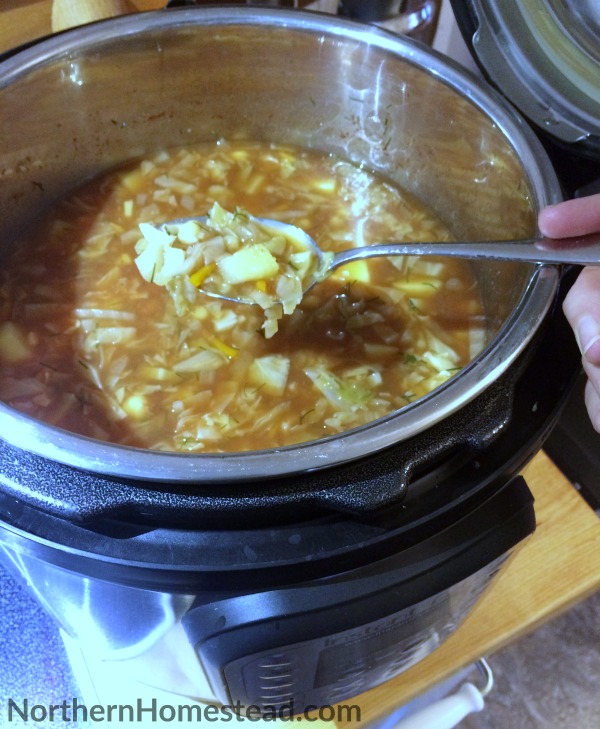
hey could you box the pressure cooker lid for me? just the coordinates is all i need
[451,0,600,156]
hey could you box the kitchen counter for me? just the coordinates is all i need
[1,2,600,725]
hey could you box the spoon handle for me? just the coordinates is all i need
[330,231,600,268]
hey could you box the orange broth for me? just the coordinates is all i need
[0,141,485,452]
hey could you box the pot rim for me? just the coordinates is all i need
[0,7,562,482]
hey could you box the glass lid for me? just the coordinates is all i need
[451,0,600,149]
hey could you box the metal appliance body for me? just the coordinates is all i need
[0,7,560,482]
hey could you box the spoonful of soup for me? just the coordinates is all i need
[135,202,600,337]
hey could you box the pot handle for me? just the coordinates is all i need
[164,0,438,39]
[382,2,438,36]
[392,684,485,729]
[339,0,438,37]
[390,660,493,729]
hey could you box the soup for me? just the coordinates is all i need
[0,141,485,452]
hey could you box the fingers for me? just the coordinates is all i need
[564,271,600,432]
[538,193,600,238]
[541,193,600,430]
[583,354,600,402]
[563,267,600,365]
[584,379,600,434]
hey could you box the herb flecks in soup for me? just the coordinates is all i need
[0,141,485,452]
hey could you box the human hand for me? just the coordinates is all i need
[539,193,600,431]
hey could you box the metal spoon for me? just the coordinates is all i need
[159,216,600,303]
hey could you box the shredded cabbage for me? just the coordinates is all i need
[305,366,372,411]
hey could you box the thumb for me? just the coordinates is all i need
[563,267,600,366]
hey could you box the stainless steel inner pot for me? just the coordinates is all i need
[0,7,561,481]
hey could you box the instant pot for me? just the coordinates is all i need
[0,5,583,715]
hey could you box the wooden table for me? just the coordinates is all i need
[2,2,600,724]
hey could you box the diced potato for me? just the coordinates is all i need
[217,244,279,284]
[248,354,290,396]
[123,394,148,418]
[0,322,32,364]
[120,170,143,192]
[332,259,370,284]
